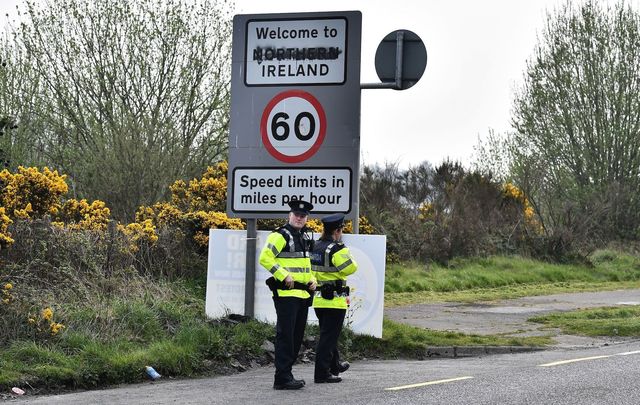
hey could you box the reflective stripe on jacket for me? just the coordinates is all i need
[259,225,315,299]
[311,238,357,309]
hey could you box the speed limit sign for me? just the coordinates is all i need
[260,90,327,163]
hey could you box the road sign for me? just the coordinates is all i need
[231,167,351,213]
[245,18,348,86]
[374,29,427,90]
[260,90,327,163]
[227,11,362,219]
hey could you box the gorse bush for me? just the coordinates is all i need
[54,199,111,231]
[361,161,542,264]
[135,161,244,251]
[0,163,239,347]
[0,166,108,245]
[0,207,12,247]
[0,166,68,219]
[0,162,241,252]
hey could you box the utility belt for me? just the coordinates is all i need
[315,281,350,300]
[265,276,314,300]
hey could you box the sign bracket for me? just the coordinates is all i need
[361,30,405,90]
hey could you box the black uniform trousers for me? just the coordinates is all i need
[273,296,309,384]
[314,307,346,380]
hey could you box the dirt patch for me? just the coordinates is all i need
[384,288,640,348]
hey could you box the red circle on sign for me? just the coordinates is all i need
[260,90,327,163]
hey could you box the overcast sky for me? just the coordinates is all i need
[3,0,638,168]
[235,0,640,168]
[235,0,568,169]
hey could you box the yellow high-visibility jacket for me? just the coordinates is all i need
[259,225,315,299]
[311,238,358,309]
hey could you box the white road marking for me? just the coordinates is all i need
[539,349,640,367]
[385,376,474,391]
[615,350,640,356]
[538,355,610,367]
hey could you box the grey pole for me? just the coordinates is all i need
[354,214,360,234]
[394,30,405,90]
[244,218,257,317]
[360,31,405,90]
[359,31,407,233]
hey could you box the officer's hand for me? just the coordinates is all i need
[284,275,294,289]
[308,280,317,291]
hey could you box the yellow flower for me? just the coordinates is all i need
[55,198,111,230]
[50,322,65,335]
[3,283,12,290]
[42,307,54,321]
[342,216,375,234]
[306,219,323,233]
[418,202,435,221]
[2,167,69,215]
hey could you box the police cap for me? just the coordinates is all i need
[287,200,313,215]
[322,213,345,232]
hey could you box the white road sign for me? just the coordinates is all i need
[232,167,351,214]
[260,90,326,163]
[245,18,347,85]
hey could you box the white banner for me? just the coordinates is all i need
[206,229,386,337]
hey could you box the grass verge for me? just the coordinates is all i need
[385,250,640,306]
[529,306,640,337]
[347,319,551,360]
[2,249,639,392]
[385,281,640,306]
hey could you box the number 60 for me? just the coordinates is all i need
[271,112,316,141]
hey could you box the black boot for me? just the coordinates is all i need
[314,375,342,383]
[331,361,349,376]
[273,380,305,390]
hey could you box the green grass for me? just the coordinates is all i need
[385,281,640,306]
[347,319,551,359]
[2,249,640,392]
[384,251,640,306]
[529,306,640,337]
[0,276,277,391]
[0,317,276,391]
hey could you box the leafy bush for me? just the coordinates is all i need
[360,161,541,263]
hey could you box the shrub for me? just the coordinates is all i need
[360,161,547,263]
[135,162,244,251]
[0,166,68,218]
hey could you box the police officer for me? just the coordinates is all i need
[259,200,317,390]
[311,213,357,383]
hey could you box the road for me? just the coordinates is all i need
[13,341,640,405]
